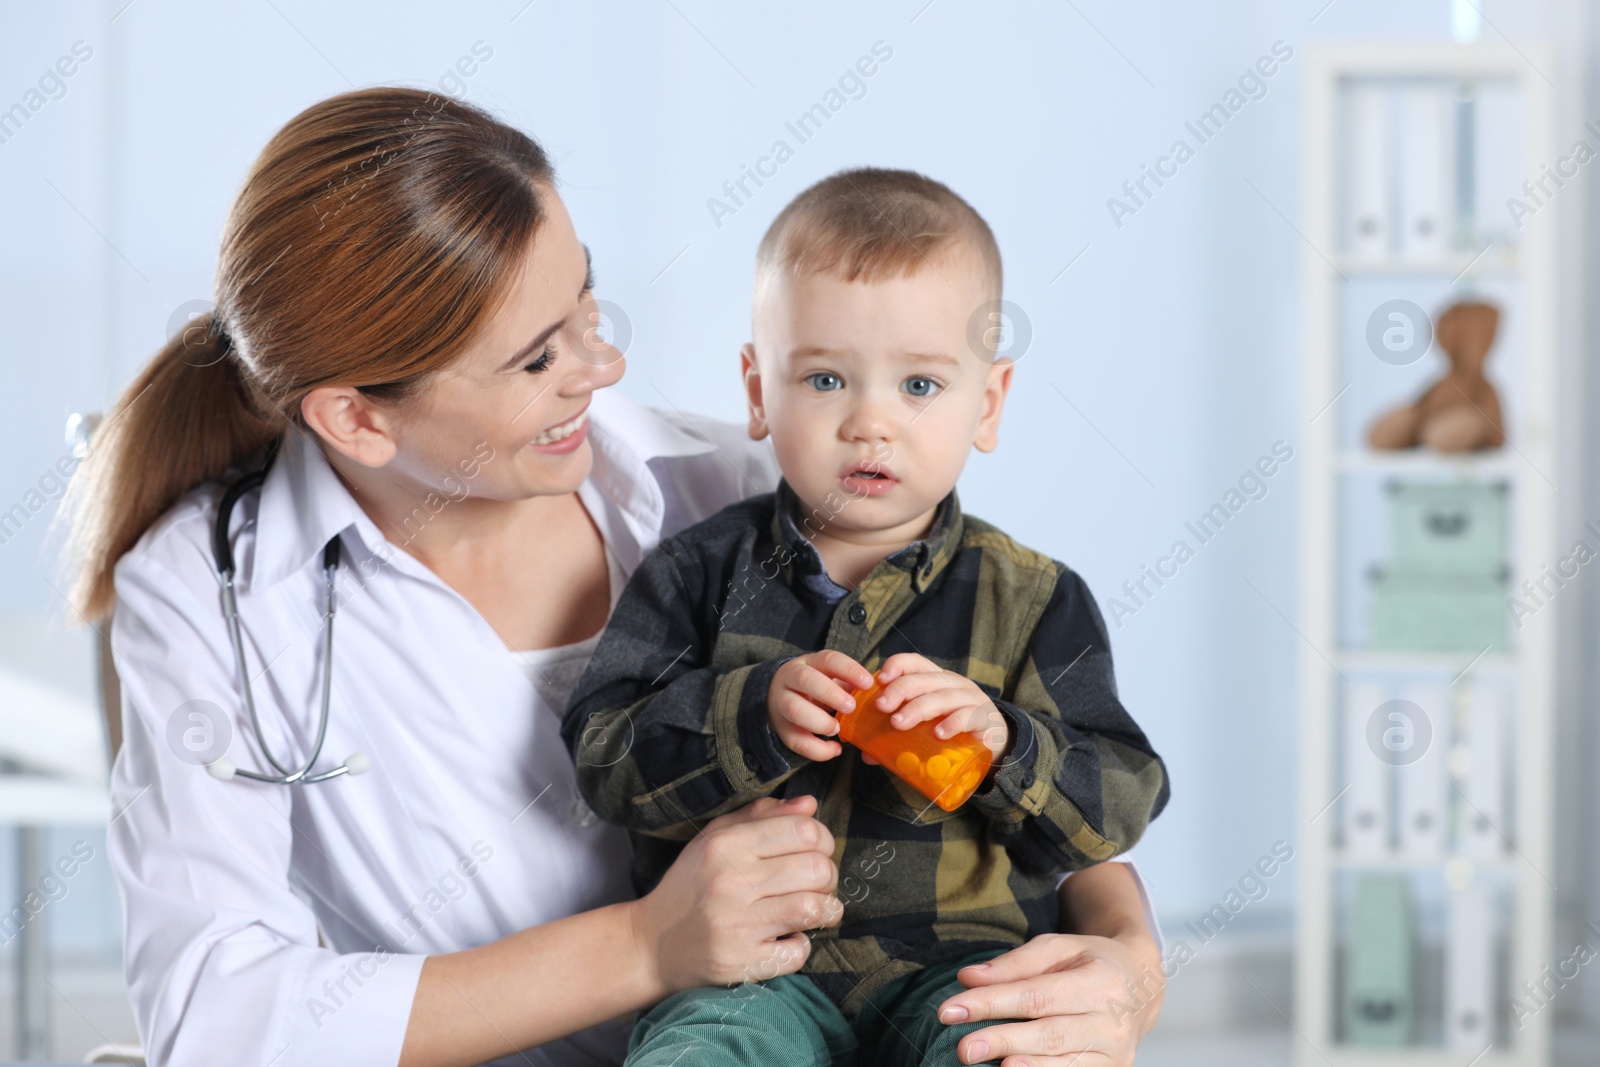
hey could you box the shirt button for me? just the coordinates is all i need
[744,753,759,770]
[848,603,867,625]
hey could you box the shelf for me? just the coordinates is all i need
[1299,43,1559,1067]
[1335,650,1517,673]
[1316,1052,1522,1067]
[1332,248,1519,277]
[1330,853,1512,872]
[1334,450,1518,479]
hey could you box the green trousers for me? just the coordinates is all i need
[624,949,1006,1066]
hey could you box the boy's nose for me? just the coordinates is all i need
[840,399,896,443]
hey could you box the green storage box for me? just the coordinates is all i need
[1370,568,1509,652]
[1343,874,1416,1045]
[1385,480,1508,577]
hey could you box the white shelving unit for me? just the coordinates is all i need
[1296,43,1558,1067]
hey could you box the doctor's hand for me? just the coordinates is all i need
[629,794,842,993]
[934,864,1165,1066]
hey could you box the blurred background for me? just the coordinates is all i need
[2,0,1598,1064]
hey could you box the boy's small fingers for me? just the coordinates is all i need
[876,671,952,710]
[793,737,841,761]
[814,651,873,689]
[797,668,856,714]
[782,698,838,738]
[774,712,818,745]
[771,719,804,748]
[943,705,994,735]
[887,690,957,726]
[881,651,936,675]
[873,676,918,712]
[770,721,800,751]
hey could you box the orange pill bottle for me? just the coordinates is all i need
[835,678,992,812]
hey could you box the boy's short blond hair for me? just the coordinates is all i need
[753,167,1003,312]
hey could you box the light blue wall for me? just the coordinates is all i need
[0,0,1589,942]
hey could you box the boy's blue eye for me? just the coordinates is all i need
[903,376,940,397]
[805,372,843,392]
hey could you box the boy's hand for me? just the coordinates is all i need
[767,651,875,762]
[868,652,1012,766]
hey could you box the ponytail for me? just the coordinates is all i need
[65,312,283,620]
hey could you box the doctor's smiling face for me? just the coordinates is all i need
[302,184,624,504]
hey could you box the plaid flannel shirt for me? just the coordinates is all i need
[562,478,1169,1015]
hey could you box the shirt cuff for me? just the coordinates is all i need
[296,947,426,1066]
[964,697,1045,817]
[729,654,805,784]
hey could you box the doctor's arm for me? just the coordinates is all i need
[108,548,840,1067]
[108,556,432,1067]
[398,792,840,1067]
[109,552,428,1067]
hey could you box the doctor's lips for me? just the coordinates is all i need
[531,405,589,452]
[840,458,898,496]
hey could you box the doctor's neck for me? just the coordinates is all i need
[319,438,587,574]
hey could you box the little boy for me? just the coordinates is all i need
[562,167,1169,1065]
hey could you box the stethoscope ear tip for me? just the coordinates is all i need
[345,752,370,776]
[207,758,238,781]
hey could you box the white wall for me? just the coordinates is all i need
[1,0,1595,995]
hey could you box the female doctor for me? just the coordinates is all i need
[66,87,1165,1067]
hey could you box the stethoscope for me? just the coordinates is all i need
[205,449,369,785]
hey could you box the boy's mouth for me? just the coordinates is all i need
[840,460,898,496]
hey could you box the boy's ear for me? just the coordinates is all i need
[740,343,770,441]
[973,361,1015,453]
[302,386,399,468]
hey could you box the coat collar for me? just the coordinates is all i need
[243,387,722,591]
[769,476,963,596]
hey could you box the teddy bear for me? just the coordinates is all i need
[1367,300,1506,453]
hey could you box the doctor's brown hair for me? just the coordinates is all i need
[65,86,555,620]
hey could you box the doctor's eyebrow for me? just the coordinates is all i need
[498,244,594,371]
